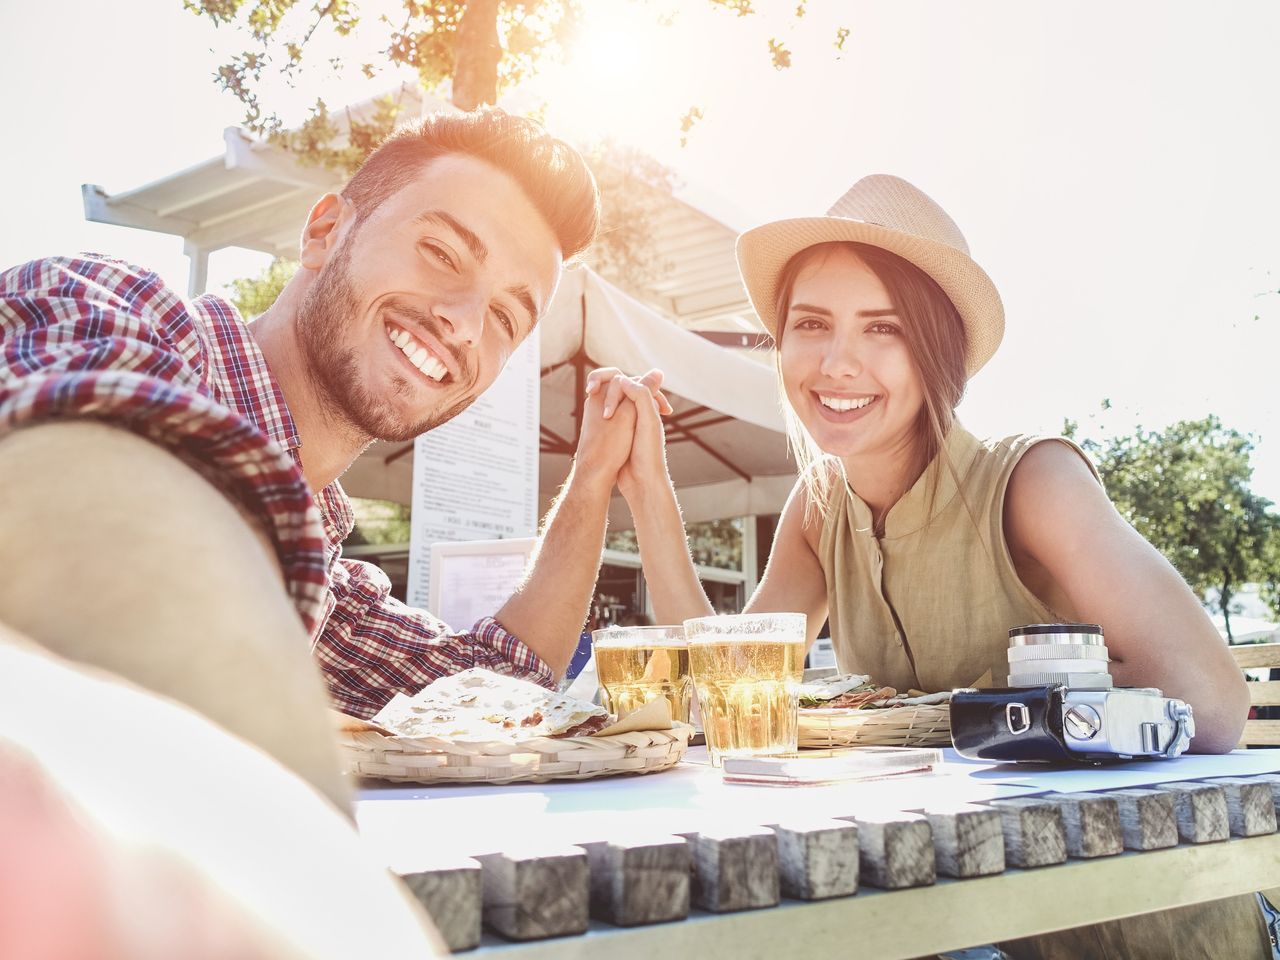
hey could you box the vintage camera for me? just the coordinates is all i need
[951,624,1195,764]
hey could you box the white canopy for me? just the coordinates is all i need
[341,269,797,525]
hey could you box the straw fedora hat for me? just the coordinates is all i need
[736,174,1004,377]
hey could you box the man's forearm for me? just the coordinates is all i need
[496,463,612,677]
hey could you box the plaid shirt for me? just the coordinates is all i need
[0,255,553,717]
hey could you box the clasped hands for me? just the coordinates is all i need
[574,366,674,502]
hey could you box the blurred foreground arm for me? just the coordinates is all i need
[0,421,350,807]
[0,628,445,960]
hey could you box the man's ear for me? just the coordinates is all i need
[299,194,356,270]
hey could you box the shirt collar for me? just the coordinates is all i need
[843,422,982,539]
[193,294,302,453]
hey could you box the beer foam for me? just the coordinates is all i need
[687,634,805,645]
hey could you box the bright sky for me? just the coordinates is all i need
[3,1,1280,498]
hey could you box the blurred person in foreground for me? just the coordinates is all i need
[0,109,662,809]
[595,174,1269,958]
[0,625,446,959]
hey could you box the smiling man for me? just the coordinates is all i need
[0,110,634,804]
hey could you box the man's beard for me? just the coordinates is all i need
[296,243,477,444]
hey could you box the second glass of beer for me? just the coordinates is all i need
[591,625,693,724]
[684,612,806,766]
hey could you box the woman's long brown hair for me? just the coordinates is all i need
[773,241,969,523]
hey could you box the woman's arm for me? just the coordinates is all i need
[743,481,831,650]
[1003,441,1250,753]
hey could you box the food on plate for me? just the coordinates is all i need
[370,668,611,742]
[798,673,952,710]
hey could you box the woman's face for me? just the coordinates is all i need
[778,246,925,461]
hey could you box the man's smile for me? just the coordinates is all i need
[385,321,450,383]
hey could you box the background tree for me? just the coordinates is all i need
[1066,413,1280,638]
[185,0,843,135]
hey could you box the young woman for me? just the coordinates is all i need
[590,174,1269,958]
[594,173,1248,753]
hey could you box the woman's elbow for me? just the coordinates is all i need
[1186,669,1250,754]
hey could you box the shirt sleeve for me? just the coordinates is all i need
[0,256,330,636]
[313,554,555,718]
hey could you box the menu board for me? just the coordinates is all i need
[428,540,538,634]
[407,329,540,611]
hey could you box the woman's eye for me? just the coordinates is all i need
[870,322,901,336]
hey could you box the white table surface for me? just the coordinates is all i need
[355,747,1280,870]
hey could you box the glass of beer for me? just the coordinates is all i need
[684,612,806,766]
[591,625,693,724]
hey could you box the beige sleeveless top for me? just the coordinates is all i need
[817,424,1100,693]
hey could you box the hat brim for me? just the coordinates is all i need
[736,217,1005,378]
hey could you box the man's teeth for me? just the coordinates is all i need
[386,325,447,381]
[819,395,875,412]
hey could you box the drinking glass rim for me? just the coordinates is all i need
[682,612,806,639]
[591,625,687,648]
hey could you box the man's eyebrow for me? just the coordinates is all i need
[415,210,487,265]
[788,303,898,318]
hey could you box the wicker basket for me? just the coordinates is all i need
[798,704,951,748]
[339,723,694,785]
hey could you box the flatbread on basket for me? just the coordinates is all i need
[337,669,692,784]
[798,674,952,748]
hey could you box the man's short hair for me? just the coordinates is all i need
[342,108,599,261]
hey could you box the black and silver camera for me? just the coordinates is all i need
[950,624,1195,764]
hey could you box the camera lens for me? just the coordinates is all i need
[1006,623,1113,688]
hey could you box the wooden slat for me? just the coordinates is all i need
[477,845,589,941]
[1239,720,1280,747]
[489,834,1280,960]
[1040,792,1124,859]
[1229,642,1280,669]
[1247,680,1280,706]
[396,858,483,952]
[1206,778,1280,837]
[986,798,1067,868]
[920,804,1005,878]
[1156,782,1229,843]
[768,818,859,900]
[1107,788,1179,851]
[580,836,691,927]
[677,826,779,913]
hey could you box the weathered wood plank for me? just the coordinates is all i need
[920,804,1005,878]
[1155,782,1229,843]
[1107,788,1179,851]
[1238,720,1280,746]
[1256,773,1280,818]
[986,797,1067,868]
[1204,777,1279,837]
[1228,642,1280,669]
[1246,680,1280,706]
[767,817,859,900]
[477,845,589,941]
[396,857,483,953]
[677,825,779,913]
[838,811,935,889]
[579,836,690,927]
[1040,792,1123,859]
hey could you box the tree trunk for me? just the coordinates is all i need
[1221,574,1234,642]
[452,0,503,110]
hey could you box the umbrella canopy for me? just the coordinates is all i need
[340,269,798,526]
[1210,613,1277,645]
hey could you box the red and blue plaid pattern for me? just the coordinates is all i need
[0,255,552,718]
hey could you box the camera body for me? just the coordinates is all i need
[950,624,1195,764]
